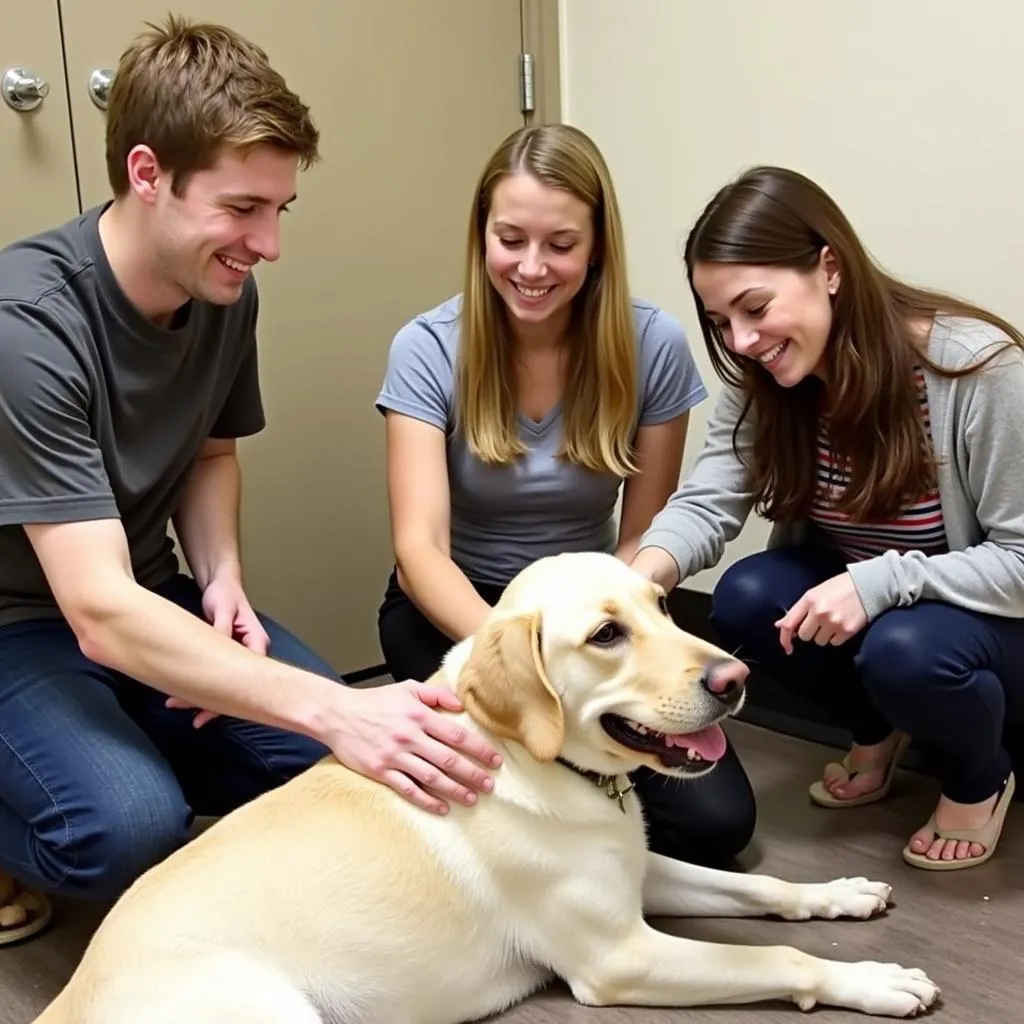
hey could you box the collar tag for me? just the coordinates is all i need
[603,774,636,813]
[557,758,635,813]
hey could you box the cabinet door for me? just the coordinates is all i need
[0,1,80,244]
[59,1,528,672]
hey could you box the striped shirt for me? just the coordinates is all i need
[808,367,948,562]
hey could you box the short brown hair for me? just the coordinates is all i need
[105,14,320,197]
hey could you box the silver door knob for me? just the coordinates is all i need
[2,68,50,112]
[88,68,114,110]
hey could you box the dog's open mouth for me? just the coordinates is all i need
[600,714,728,773]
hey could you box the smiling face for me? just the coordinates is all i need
[483,171,595,334]
[455,551,748,781]
[691,252,840,387]
[132,143,299,311]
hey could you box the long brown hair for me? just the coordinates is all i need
[457,124,639,477]
[685,165,1023,522]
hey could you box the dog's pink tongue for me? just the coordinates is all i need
[665,725,727,762]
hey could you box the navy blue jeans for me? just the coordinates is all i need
[0,574,337,900]
[711,546,1024,804]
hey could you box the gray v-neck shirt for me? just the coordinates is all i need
[376,294,707,587]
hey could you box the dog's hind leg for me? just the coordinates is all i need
[641,851,893,922]
[96,954,324,1024]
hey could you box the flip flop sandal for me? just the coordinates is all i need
[808,732,912,809]
[901,771,1016,871]
[0,870,53,946]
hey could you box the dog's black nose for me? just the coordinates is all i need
[700,659,748,707]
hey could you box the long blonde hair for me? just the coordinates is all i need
[457,124,639,477]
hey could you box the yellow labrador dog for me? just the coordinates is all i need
[34,552,938,1024]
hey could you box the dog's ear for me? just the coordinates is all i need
[456,612,564,762]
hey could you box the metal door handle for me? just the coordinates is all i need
[89,68,114,110]
[2,68,50,112]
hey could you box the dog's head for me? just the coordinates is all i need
[453,551,748,780]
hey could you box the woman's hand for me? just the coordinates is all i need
[629,546,681,591]
[776,571,868,653]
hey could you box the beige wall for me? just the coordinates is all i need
[559,0,1024,592]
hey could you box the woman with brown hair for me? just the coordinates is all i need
[632,164,1024,871]
[374,123,758,867]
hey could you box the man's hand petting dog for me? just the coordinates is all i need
[167,679,502,814]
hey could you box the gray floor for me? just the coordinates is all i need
[4,720,1019,1023]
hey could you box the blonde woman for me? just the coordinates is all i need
[375,124,756,867]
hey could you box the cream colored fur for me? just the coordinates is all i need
[33,552,939,1023]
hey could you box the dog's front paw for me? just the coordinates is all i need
[804,960,939,1017]
[783,877,892,921]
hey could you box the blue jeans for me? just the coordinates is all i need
[711,546,1024,804]
[0,574,337,899]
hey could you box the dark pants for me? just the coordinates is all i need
[0,574,337,900]
[711,546,1024,804]
[378,569,757,867]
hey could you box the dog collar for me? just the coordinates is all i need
[556,758,635,813]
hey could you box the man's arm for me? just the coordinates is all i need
[1,299,499,813]
[172,437,244,591]
[23,517,500,813]
[27,516,335,728]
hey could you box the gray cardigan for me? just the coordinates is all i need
[638,315,1024,621]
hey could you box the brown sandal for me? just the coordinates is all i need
[0,870,53,946]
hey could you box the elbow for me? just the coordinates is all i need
[392,541,420,595]
[75,621,118,669]
[61,591,131,670]
[72,612,119,669]
[393,535,442,577]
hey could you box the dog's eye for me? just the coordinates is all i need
[658,594,670,616]
[589,622,626,646]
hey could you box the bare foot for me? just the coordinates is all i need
[822,732,903,802]
[906,793,997,863]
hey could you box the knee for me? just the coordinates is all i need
[857,614,938,695]
[704,783,757,864]
[260,616,338,681]
[710,554,780,638]
[33,789,191,900]
[641,772,757,868]
[648,802,756,868]
[693,801,756,867]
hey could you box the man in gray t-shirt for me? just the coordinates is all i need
[0,16,497,941]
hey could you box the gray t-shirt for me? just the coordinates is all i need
[0,203,265,626]
[376,294,707,586]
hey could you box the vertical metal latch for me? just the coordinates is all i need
[519,52,535,114]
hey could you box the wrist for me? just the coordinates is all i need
[198,558,244,591]
[282,668,350,743]
[630,545,681,590]
[613,538,640,564]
